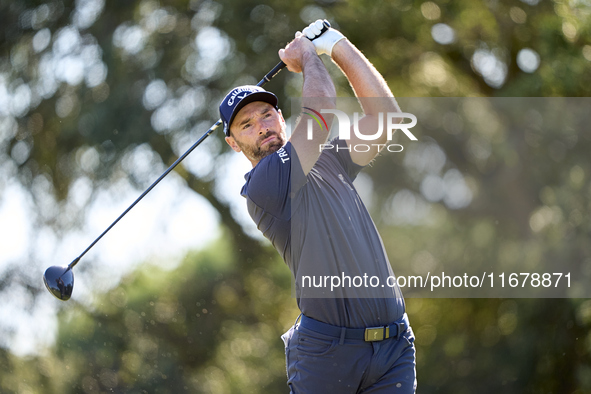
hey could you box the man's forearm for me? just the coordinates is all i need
[280,36,336,174]
[301,53,337,139]
[329,38,400,166]
[302,52,337,99]
[300,54,336,151]
[331,39,399,114]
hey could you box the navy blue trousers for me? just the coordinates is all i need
[281,317,417,393]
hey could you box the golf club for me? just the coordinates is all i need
[43,20,331,301]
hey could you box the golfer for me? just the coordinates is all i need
[219,20,416,393]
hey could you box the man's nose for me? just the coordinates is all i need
[257,121,269,134]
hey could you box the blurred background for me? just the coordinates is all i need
[0,0,590,392]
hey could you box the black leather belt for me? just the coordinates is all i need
[299,313,409,342]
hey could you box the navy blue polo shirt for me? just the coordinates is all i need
[241,138,405,328]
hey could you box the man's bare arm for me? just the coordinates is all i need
[279,35,336,175]
[331,38,401,166]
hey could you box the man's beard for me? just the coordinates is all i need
[238,131,286,162]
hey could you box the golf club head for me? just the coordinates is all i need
[43,265,74,301]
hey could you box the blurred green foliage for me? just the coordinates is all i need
[1,0,590,392]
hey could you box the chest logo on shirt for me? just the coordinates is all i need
[338,174,354,191]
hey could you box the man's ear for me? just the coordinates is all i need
[225,135,241,153]
[278,109,286,127]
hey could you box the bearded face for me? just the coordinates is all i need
[225,101,287,165]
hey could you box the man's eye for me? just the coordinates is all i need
[243,123,251,129]
[264,113,272,118]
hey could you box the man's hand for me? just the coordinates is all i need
[278,34,318,73]
[301,20,345,57]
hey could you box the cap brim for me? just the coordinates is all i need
[226,92,278,136]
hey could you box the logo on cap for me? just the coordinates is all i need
[219,85,279,136]
[227,89,254,107]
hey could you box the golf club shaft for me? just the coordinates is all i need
[69,70,281,269]
[258,61,286,86]
[68,20,331,269]
[68,119,222,269]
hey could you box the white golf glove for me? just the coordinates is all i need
[298,19,345,57]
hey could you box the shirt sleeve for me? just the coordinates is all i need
[326,137,365,181]
[242,142,306,220]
